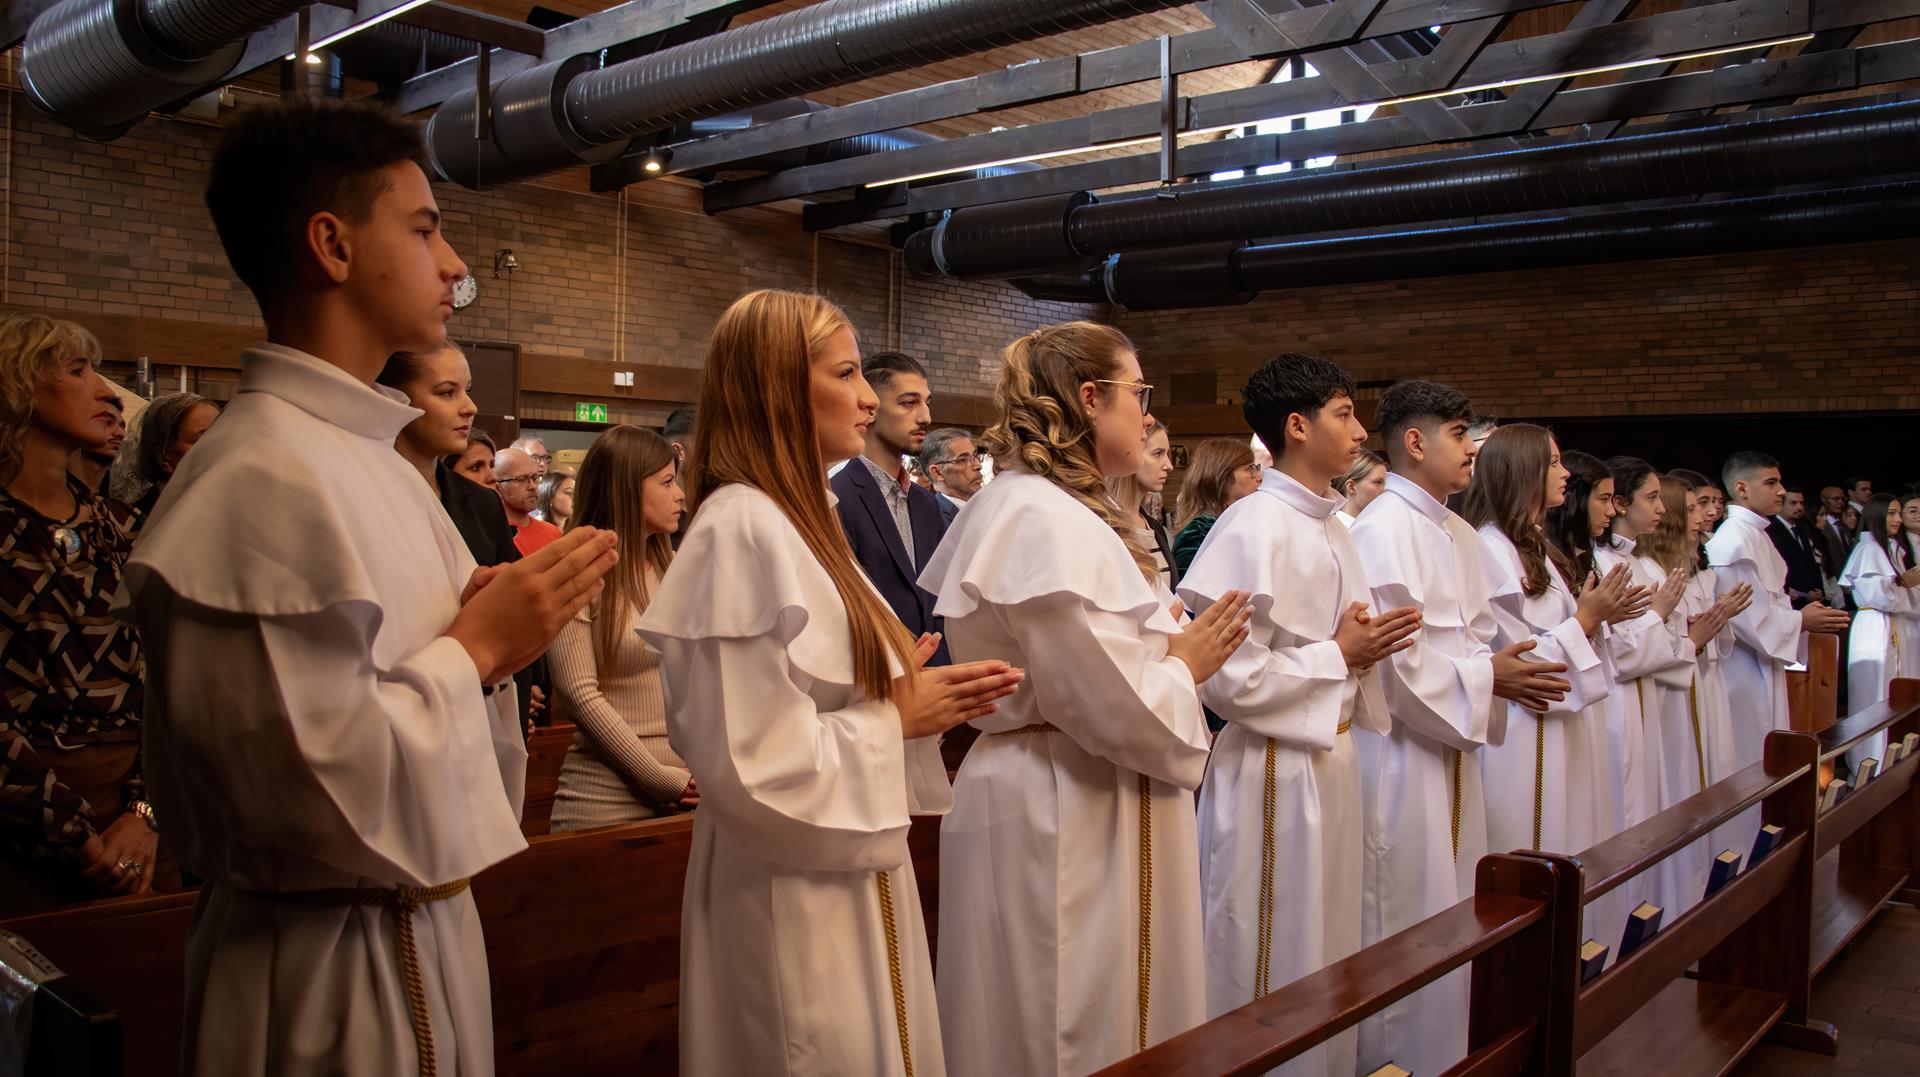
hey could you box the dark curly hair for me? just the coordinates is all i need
[1375,379,1474,459]
[206,98,427,307]
[1241,352,1354,460]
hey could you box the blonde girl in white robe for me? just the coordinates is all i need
[636,290,1024,1077]
[920,321,1252,1077]
[1838,496,1920,771]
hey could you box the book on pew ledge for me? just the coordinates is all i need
[1619,902,1663,960]
[1704,850,1743,897]
[1363,1065,1411,1077]
[1903,732,1918,758]
[1580,939,1609,984]
[1821,779,1847,813]
[1857,758,1880,785]
[1748,823,1785,866]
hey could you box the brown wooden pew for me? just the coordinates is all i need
[1786,631,1842,735]
[520,722,576,837]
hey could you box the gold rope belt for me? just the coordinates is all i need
[1894,624,1903,680]
[1451,749,1464,863]
[876,870,913,1077]
[251,878,471,1077]
[1688,681,1708,793]
[993,722,1058,735]
[1634,680,1647,729]
[1255,737,1278,1000]
[1532,718,1546,851]
[1137,770,1153,1052]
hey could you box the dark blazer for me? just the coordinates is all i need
[935,492,962,528]
[1766,516,1826,608]
[436,459,520,568]
[832,460,951,666]
[1815,515,1853,577]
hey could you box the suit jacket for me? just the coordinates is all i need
[832,459,952,665]
[935,491,962,528]
[1815,514,1853,576]
[1766,516,1825,607]
[436,459,519,567]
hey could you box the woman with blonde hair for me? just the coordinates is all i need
[549,426,692,829]
[636,290,1023,1076]
[1170,436,1260,577]
[1334,448,1387,526]
[921,321,1251,1077]
[1109,418,1178,587]
[0,313,169,913]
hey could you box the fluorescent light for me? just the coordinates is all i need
[285,0,435,59]
[863,33,1812,187]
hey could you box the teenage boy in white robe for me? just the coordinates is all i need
[1346,380,1572,1077]
[1705,452,1849,766]
[1180,354,1419,1077]
[118,99,618,1076]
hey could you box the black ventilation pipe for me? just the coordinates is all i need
[425,0,1190,189]
[1010,181,1920,309]
[20,0,309,139]
[917,98,1920,281]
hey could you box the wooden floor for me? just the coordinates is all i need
[1735,904,1920,1076]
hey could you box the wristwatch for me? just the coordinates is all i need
[128,799,158,832]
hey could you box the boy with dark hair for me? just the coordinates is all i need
[1180,354,1418,1077]
[118,98,615,1076]
[1706,452,1849,766]
[1345,379,1572,1077]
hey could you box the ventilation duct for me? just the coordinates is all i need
[329,23,477,88]
[1010,182,1920,309]
[916,98,1920,281]
[427,0,1191,189]
[20,0,308,140]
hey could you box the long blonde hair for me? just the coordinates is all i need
[684,289,915,703]
[984,321,1157,581]
[567,425,676,665]
[1173,436,1255,534]
[1642,474,1701,577]
[0,313,102,483]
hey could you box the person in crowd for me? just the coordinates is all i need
[1841,503,1861,539]
[831,350,950,665]
[379,346,518,568]
[1768,486,1827,608]
[1348,381,1567,1077]
[1837,495,1920,770]
[1638,474,1749,908]
[1110,419,1179,590]
[1847,476,1873,515]
[450,428,498,488]
[1461,426,1638,867]
[511,433,551,476]
[69,392,124,497]
[496,445,561,556]
[1697,479,1728,533]
[636,289,1022,1075]
[110,390,217,521]
[1170,436,1260,577]
[1444,416,1500,512]
[1706,452,1849,767]
[1179,354,1414,1077]
[1898,496,1920,571]
[920,426,984,526]
[535,470,575,531]
[1818,484,1855,568]
[549,426,697,828]
[921,320,1249,1077]
[1334,448,1387,527]
[0,313,169,915]
[662,403,695,462]
[117,98,617,1076]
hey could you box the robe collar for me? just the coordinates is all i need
[239,342,422,442]
[1609,534,1638,556]
[1725,504,1768,532]
[1384,471,1450,526]
[1259,466,1341,520]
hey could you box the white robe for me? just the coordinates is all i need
[1705,505,1804,766]
[1838,538,1920,769]
[1347,474,1508,1077]
[635,483,950,1077]
[117,344,528,1077]
[1648,564,1742,912]
[920,469,1210,1077]
[1178,469,1388,1077]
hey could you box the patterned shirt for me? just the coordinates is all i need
[0,482,145,858]
[858,454,916,563]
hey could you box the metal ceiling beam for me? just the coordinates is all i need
[799,35,1920,228]
[1481,0,1643,138]
[704,0,1815,212]
[391,0,779,113]
[396,3,545,55]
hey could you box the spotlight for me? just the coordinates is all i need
[640,146,673,175]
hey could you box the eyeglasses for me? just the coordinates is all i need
[529,454,553,466]
[497,474,538,487]
[932,454,981,470]
[1095,379,1154,414]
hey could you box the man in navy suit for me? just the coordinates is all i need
[831,351,952,665]
[1768,486,1827,609]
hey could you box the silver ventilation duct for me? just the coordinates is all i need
[20,0,307,140]
[427,0,1190,189]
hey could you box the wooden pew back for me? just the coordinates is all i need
[520,723,576,838]
[1786,631,1842,734]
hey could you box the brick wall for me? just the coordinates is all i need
[0,90,1094,404]
[1117,239,1920,418]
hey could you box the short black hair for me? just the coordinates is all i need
[863,351,929,394]
[1723,451,1780,493]
[1845,475,1872,490]
[206,98,428,308]
[1783,484,1805,496]
[663,405,696,441]
[1240,353,1354,458]
[1375,379,1474,452]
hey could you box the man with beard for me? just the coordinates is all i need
[831,350,951,665]
[70,393,126,497]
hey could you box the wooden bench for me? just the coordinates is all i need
[1786,631,1842,735]
[520,722,576,837]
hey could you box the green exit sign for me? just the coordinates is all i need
[574,402,609,424]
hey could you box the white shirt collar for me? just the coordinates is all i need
[1260,466,1341,520]
[1383,471,1451,526]
[240,342,421,442]
[1726,504,1769,531]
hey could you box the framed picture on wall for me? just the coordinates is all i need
[1170,444,1190,468]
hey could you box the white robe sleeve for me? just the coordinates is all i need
[156,601,528,887]
[653,630,927,874]
[1477,534,1611,712]
[1370,579,1503,752]
[1716,559,1803,668]
[1199,625,1350,750]
[1001,591,1211,789]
